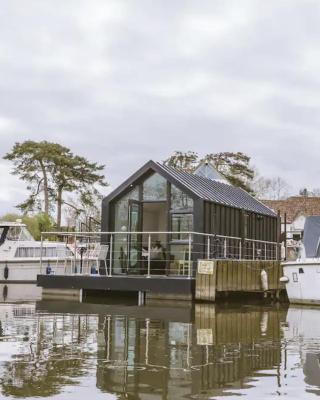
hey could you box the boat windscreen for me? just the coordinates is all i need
[6,226,34,241]
[303,216,320,257]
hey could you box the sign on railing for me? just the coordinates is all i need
[197,260,215,275]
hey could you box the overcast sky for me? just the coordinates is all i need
[1,0,320,214]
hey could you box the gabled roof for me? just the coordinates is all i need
[103,160,276,217]
[193,162,229,183]
[158,164,276,216]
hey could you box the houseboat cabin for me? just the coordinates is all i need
[102,161,279,275]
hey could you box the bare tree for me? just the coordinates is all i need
[252,173,291,200]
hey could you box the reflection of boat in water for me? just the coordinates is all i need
[0,284,42,302]
[284,307,320,396]
[0,221,74,282]
[281,216,320,305]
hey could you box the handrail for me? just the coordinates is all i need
[41,230,278,246]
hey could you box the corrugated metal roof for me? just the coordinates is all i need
[157,163,276,217]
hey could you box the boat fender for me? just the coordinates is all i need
[46,265,52,275]
[4,264,9,280]
[261,269,268,291]
[90,265,97,274]
[280,276,289,283]
[3,285,8,301]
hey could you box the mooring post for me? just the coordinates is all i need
[147,234,151,278]
[138,291,145,305]
[40,234,43,274]
[106,316,111,362]
[145,318,150,364]
[188,233,192,278]
[109,234,113,277]
[207,236,210,259]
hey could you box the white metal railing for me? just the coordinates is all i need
[39,231,280,278]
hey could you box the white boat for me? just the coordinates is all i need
[281,216,320,305]
[0,221,75,282]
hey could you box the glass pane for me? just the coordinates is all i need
[171,214,193,241]
[7,226,22,241]
[143,173,167,201]
[171,184,193,211]
[114,187,139,232]
[129,203,140,232]
[169,244,190,276]
[113,187,139,274]
[20,227,34,241]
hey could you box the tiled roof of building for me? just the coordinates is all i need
[158,163,276,217]
[262,196,320,222]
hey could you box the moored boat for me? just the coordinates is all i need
[0,221,74,282]
[281,216,320,305]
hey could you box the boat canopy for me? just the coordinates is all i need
[303,216,320,257]
[0,222,34,244]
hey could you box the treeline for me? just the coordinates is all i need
[2,144,316,237]
[2,140,107,232]
[164,150,293,199]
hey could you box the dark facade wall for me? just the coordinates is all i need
[203,201,278,242]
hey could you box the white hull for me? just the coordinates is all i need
[282,261,320,304]
[0,259,99,282]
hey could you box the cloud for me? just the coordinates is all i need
[1,0,320,213]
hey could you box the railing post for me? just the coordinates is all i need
[40,234,43,274]
[239,240,242,260]
[188,233,192,278]
[253,241,255,261]
[109,234,113,277]
[74,234,77,274]
[224,238,227,259]
[276,243,278,261]
[264,242,267,260]
[207,236,210,259]
[147,234,151,278]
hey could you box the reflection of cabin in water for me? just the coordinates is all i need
[102,160,279,275]
[96,305,285,398]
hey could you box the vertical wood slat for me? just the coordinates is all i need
[196,260,283,300]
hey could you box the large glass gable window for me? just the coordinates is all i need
[143,173,167,201]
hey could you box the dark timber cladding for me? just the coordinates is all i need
[101,160,279,266]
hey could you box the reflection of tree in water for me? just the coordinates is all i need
[0,313,98,398]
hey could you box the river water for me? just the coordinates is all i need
[0,285,319,399]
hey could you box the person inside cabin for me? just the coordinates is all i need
[150,240,165,274]
[150,241,163,259]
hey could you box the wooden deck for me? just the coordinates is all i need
[37,274,195,300]
[37,260,285,303]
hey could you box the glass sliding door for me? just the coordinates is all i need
[128,200,142,274]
